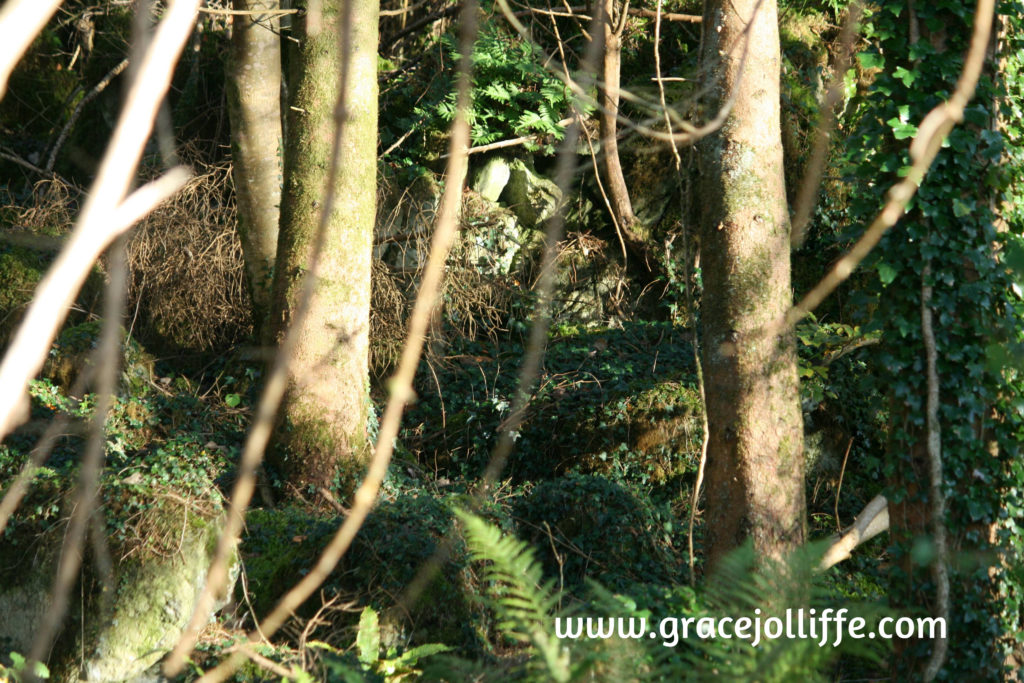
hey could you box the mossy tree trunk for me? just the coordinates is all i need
[269,0,378,494]
[598,0,635,230]
[696,0,805,566]
[227,0,283,337]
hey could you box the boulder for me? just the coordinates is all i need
[500,159,563,228]
[0,500,237,683]
[470,156,512,202]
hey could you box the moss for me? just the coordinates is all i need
[62,503,233,682]
[41,320,155,396]
[0,247,46,343]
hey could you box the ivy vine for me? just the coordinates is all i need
[846,0,1024,676]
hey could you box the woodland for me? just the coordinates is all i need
[0,0,1022,680]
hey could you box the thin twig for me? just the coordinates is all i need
[833,436,854,531]
[0,149,57,179]
[198,6,299,15]
[46,57,130,172]
[515,5,700,22]
[442,117,575,158]
[649,0,707,584]
[380,0,429,17]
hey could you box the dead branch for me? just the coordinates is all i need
[46,57,130,172]
[516,5,701,22]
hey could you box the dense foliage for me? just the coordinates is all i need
[843,0,1024,675]
[0,0,1021,679]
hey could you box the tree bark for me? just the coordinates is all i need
[269,0,379,492]
[697,0,805,566]
[598,0,635,229]
[227,0,283,337]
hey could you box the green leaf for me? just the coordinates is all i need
[893,66,917,87]
[858,51,885,69]
[357,606,381,666]
[225,393,241,408]
[952,198,972,217]
[393,643,452,666]
[877,263,898,285]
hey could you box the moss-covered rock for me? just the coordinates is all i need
[500,158,563,227]
[0,536,58,657]
[42,320,154,397]
[0,245,47,346]
[63,504,236,682]
[0,494,235,683]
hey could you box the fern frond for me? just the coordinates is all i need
[456,509,573,682]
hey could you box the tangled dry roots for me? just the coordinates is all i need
[369,178,525,376]
[126,152,252,351]
[9,178,79,235]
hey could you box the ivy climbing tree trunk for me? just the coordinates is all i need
[696,0,805,566]
[227,0,283,338]
[848,1,1024,677]
[269,0,378,494]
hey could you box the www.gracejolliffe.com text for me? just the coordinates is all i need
[555,608,945,648]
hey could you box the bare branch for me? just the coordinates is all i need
[515,5,701,23]
[198,5,299,15]
[783,0,995,329]
[443,117,575,157]
[0,0,63,100]
[921,262,949,682]
[819,494,889,571]
[46,57,131,173]
[0,0,200,442]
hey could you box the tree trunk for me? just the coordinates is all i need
[227,0,283,337]
[697,0,805,567]
[598,0,635,229]
[269,0,379,493]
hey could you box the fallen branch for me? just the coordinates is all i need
[441,117,575,158]
[515,5,701,22]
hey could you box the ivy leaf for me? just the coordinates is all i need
[893,66,917,87]
[887,117,918,140]
[858,51,885,69]
[1003,236,1024,278]
[357,606,381,666]
[877,262,898,285]
[225,393,241,408]
[952,198,972,217]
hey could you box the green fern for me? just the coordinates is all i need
[452,513,887,682]
[455,509,577,681]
